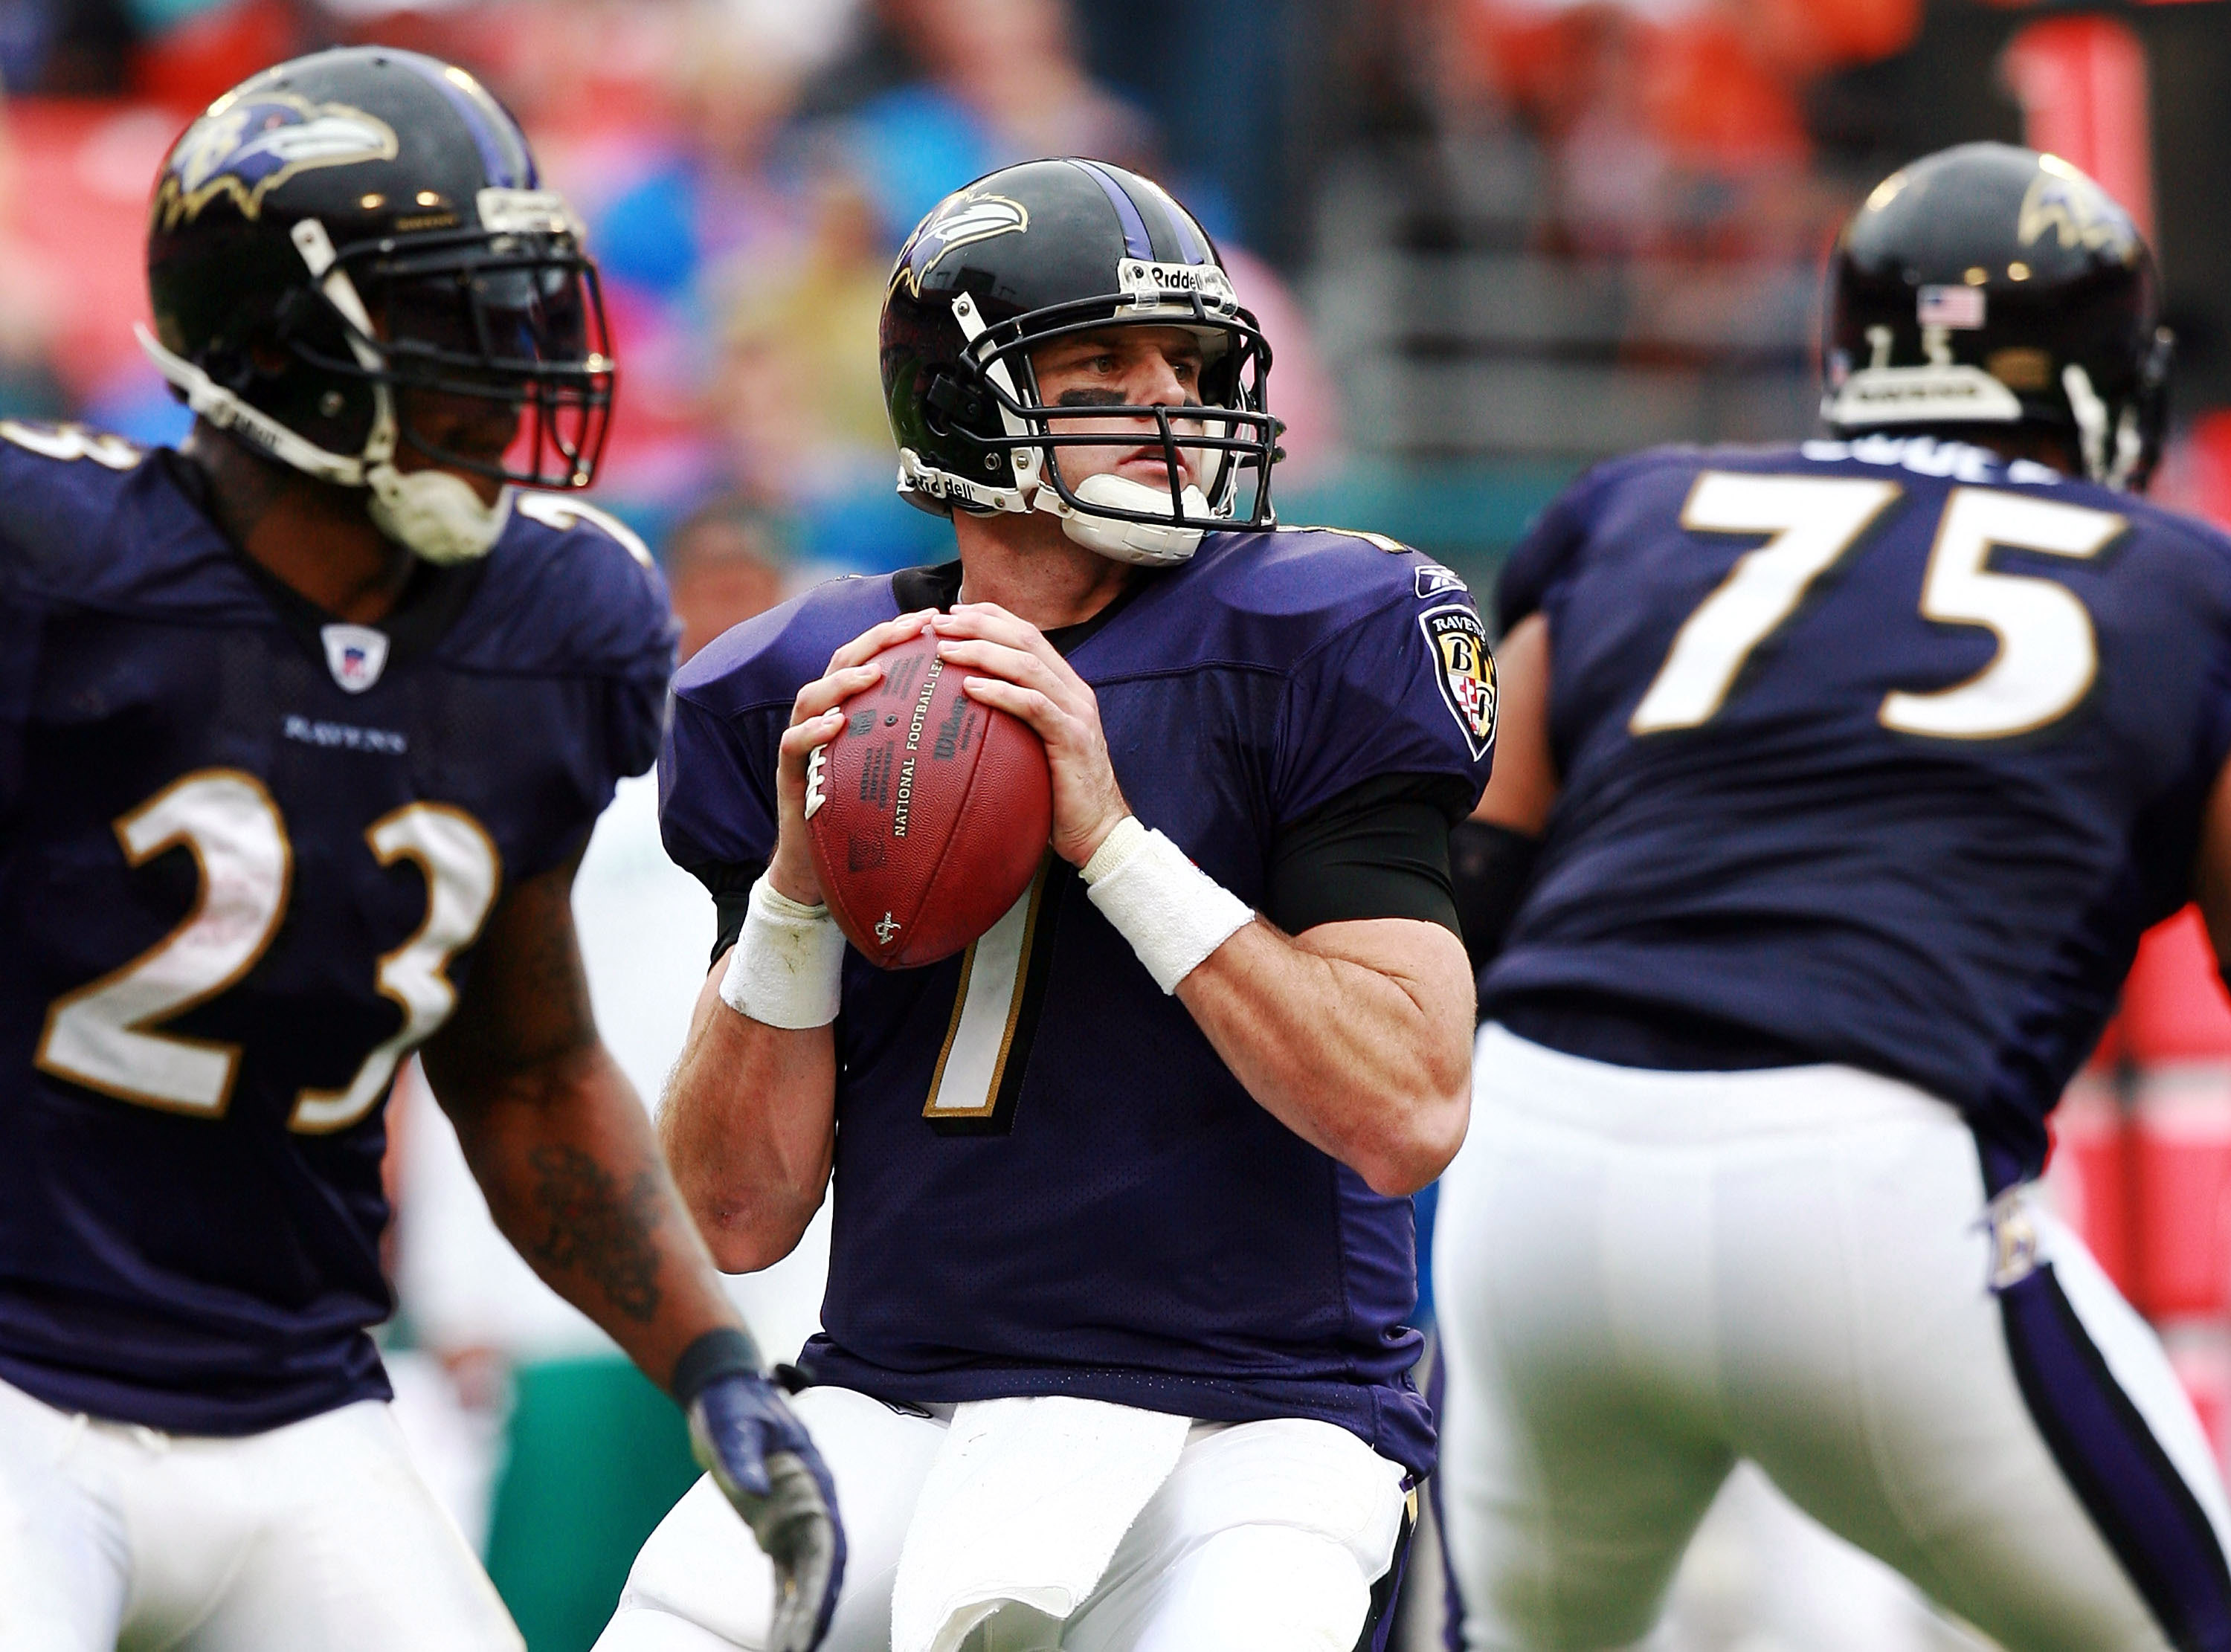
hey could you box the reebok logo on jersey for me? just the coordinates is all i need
[1419,604,1496,761]
[1414,564,1469,600]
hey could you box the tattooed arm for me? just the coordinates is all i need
[419,845,744,1387]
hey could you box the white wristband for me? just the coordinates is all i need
[1081,816,1255,994]
[719,877,845,1029]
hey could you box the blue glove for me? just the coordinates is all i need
[673,1332,846,1651]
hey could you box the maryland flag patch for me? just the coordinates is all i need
[1420,604,1496,761]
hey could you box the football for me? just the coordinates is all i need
[804,627,1053,968]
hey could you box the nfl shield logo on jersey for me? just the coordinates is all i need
[1419,604,1496,761]
[321,623,390,694]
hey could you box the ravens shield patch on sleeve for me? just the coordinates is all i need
[1420,604,1496,761]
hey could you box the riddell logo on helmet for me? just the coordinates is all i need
[1120,260,1237,314]
[907,465,1007,510]
[1842,372,2001,407]
[154,92,399,229]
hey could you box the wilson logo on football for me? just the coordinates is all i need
[155,92,400,228]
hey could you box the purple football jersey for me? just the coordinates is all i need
[1487,436,2231,1185]
[660,529,1494,1477]
[0,427,675,1433]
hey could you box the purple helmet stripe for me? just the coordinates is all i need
[1133,175,1209,265]
[394,54,529,189]
[1069,158,1153,261]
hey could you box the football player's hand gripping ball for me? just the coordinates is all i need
[930,603,1132,866]
[675,1335,846,1650]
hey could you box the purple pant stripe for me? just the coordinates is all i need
[2002,1264,2231,1651]
[1356,1501,1416,1652]
[1425,1350,1467,1652]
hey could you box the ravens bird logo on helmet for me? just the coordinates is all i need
[156,92,399,229]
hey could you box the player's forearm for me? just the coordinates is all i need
[432,1039,744,1388]
[1176,917,1474,1196]
[657,957,837,1273]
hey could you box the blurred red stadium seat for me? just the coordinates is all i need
[2123,909,2231,1321]
[127,0,297,113]
[4,100,184,401]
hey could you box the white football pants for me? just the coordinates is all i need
[0,1375,520,1652]
[596,1387,1410,1652]
[1433,1024,2231,1652]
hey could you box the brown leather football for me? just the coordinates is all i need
[804,627,1053,968]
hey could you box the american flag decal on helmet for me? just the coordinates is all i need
[1918,285,1987,330]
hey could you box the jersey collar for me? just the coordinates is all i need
[159,446,488,674]
[889,558,1162,659]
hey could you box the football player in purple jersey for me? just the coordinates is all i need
[0,48,839,1652]
[599,158,1490,1651]
[1438,143,2231,1650]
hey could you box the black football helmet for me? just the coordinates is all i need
[142,46,612,561]
[880,158,1278,567]
[1823,142,2171,491]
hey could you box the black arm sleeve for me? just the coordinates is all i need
[689,856,771,968]
[1263,772,1475,936]
[1447,819,1542,975]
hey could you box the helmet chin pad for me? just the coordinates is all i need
[1045,471,1213,567]
[366,463,511,564]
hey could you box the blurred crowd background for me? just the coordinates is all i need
[10,0,2231,1647]
[14,0,2231,593]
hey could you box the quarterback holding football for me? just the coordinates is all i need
[601,158,1493,1651]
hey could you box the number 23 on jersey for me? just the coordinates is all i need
[34,769,499,1132]
[1629,473,2125,741]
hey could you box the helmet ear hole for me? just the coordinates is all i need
[922,370,991,437]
